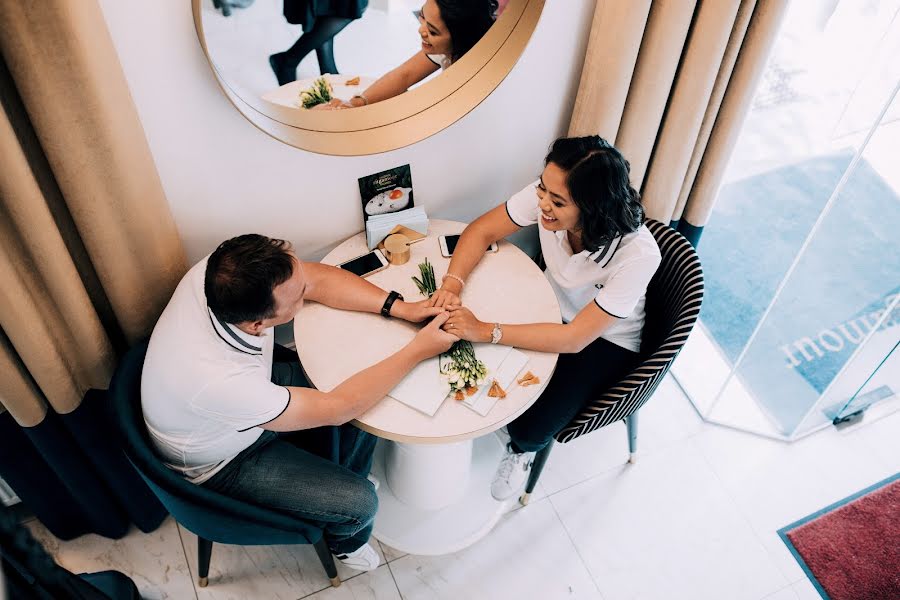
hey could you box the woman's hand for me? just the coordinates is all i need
[311,99,351,111]
[443,305,492,343]
[427,284,461,308]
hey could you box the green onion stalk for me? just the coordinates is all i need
[412,259,487,395]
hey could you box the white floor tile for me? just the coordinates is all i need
[846,408,900,473]
[762,584,801,600]
[388,498,601,600]
[178,524,384,598]
[304,565,401,599]
[26,517,196,600]
[693,423,894,584]
[550,440,787,600]
[791,577,824,600]
[538,376,704,496]
[377,539,407,563]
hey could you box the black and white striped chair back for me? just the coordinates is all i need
[555,219,704,443]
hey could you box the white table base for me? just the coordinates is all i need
[371,434,510,556]
[384,439,472,510]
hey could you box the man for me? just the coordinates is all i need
[142,234,457,571]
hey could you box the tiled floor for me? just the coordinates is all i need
[25,375,900,599]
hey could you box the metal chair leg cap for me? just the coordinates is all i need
[330,576,342,588]
[198,577,209,588]
[519,492,531,506]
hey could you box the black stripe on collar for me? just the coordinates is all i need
[208,310,263,355]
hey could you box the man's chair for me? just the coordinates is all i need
[521,219,704,505]
[110,341,342,588]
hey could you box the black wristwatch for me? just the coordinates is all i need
[381,291,403,318]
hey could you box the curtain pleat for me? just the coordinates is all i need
[640,0,744,222]
[568,0,652,140]
[0,0,184,539]
[568,0,789,245]
[681,0,790,229]
[615,0,697,188]
[0,0,186,345]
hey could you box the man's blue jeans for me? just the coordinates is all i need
[201,359,378,554]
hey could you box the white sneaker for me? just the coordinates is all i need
[491,445,534,501]
[334,542,380,571]
[366,473,380,491]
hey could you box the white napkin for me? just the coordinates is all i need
[389,343,523,416]
[366,206,429,249]
[461,348,529,416]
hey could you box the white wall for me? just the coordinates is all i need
[97,0,596,263]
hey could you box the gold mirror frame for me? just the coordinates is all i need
[192,0,544,155]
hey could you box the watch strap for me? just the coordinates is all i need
[381,291,403,318]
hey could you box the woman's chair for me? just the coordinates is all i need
[520,219,704,505]
[110,341,342,588]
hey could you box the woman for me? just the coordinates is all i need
[270,1,369,84]
[430,136,662,500]
[317,0,497,109]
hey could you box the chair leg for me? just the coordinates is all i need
[313,537,341,587]
[197,537,213,587]
[625,412,639,464]
[519,440,554,506]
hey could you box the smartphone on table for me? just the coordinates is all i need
[438,234,499,258]
[337,249,389,277]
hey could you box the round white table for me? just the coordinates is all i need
[294,220,560,555]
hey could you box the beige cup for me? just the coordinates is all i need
[383,233,411,265]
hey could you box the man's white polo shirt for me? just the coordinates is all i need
[141,257,290,484]
[506,181,661,353]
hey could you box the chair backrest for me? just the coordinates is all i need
[110,340,322,546]
[556,219,704,442]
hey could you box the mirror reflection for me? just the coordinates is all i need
[203,0,504,112]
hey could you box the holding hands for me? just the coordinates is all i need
[427,275,464,308]
[409,311,459,359]
[442,305,491,344]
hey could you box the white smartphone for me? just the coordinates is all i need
[439,234,499,258]
[337,249,389,278]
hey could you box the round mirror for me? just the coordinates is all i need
[193,0,544,155]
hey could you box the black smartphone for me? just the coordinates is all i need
[337,250,389,277]
[439,235,499,258]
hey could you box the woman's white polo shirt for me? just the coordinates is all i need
[506,181,661,353]
[141,258,291,484]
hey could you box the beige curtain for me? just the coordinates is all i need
[0,0,186,427]
[569,0,790,241]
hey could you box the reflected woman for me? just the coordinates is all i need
[318,0,498,109]
[429,137,662,501]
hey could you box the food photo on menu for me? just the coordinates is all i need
[358,164,414,218]
[359,164,427,249]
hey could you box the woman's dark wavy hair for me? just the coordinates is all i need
[435,0,498,62]
[545,136,644,252]
[205,234,294,324]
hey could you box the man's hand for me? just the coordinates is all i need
[392,299,447,323]
[408,312,459,360]
[443,305,492,343]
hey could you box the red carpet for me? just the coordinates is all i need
[779,475,900,600]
